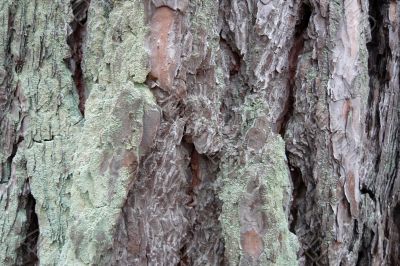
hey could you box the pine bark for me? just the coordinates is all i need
[0,0,399,265]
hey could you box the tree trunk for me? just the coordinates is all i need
[0,0,399,265]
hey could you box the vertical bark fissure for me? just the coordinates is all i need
[365,0,400,263]
[356,226,374,266]
[288,165,306,233]
[178,140,198,266]
[67,0,90,116]
[219,35,242,78]
[14,2,28,74]
[0,3,16,123]
[365,0,388,163]
[278,2,312,135]
[218,33,244,130]
[366,0,399,193]
[1,135,23,184]
[282,0,312,236]
[179,139,224,265]
[0,3,17,185]
[219,1,251,115]
[17,182,39,265]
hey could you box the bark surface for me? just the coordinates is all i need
[0,0,399,265]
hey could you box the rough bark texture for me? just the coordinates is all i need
[0,0,399,265]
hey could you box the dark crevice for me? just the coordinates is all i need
[294,2,312,38]
[391,202,400,264]
[178,244,190,266]
[365,1,400,263]
[281,2,315,262]
[179,139,224,265]
[278,2,312,135]
[219,35,242,78]
[0,3,16,123]
[281,2,312,236]
[66,0,90,116]
[360,186,376,201]
[15,2,29,74]
[0,2,17,174]
[356,226,374,265]
[393,203,400,233]
[17,184,39,265]
[218,31,248,130]
[288,164,306,233]
[365,0,389,156]
[32,134,55,144]
[1,135,24,184]
[349,219,359,252]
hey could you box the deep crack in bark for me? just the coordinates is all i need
[67,0,90,116]
[365,0,400,263]
[1,135,23,184]
[17,184,39,265]
[178,136,224,265]
[0,3,18,185]
[280,0,313,257]
[0,3,16,123]
[278,2,311,135]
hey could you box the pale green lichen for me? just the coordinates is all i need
[1,0,155,265]
[261,136,299,265]
[355,13,371,107]
[328,0,343,40]
[0,1,82,265]
[217,73,299,264]
[241,98,266,123]
[219,165,248,264]
[219,134,299,265]
[84,0,149,88]
[59,0,156,263]
[60,82,157,264]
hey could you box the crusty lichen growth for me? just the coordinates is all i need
[84,0,149,89]
[0,0,157,265]
[219,162,247,264]
[328,0,343,40]
[59,0,157,264]
[219,133,298,265]
[261,136,299,265]
[0,1,82,265]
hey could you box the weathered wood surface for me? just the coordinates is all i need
[0,0,399,265]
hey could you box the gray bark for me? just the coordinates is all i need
[0,0,399,265]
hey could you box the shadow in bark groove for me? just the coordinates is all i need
[280,2,319,264]
[365,0,389,164]
[178,138,224,265]
[0,3,18,186]
[278,1,311,135]
[360,186,376,201]
[66,0,91,116]
[1,135,23,184]
[288,165,306,234]
[0,3,16,123]
[365,0,400,263]
[280,0,312,233]
[356,226,374,266]
[17,187,39,265]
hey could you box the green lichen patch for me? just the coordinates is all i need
[219,134,299,265]
[61,81,157,263]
